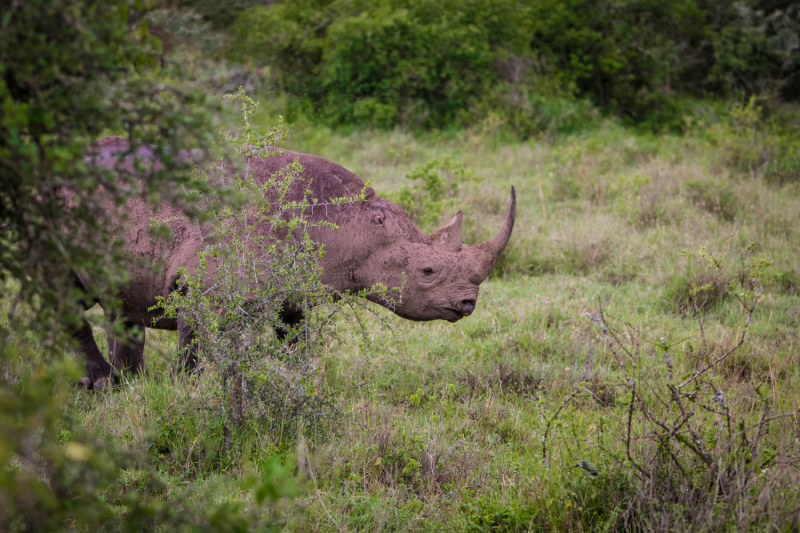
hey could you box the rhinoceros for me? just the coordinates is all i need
[74,136,515,389]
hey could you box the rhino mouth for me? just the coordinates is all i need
[444,310,465,323]
[444,299,477,321]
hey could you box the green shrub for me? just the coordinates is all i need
[230,0,530,129]
[0,350,297,532]
[700,97,800,183]
[156,90,395,455]
[707,4,800,100]
[0,0,217,335]
[467,59,601,138]
[228,0,800,132]
[387,158,472,232]
[682,179,738,221]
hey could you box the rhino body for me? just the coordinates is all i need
[74,137,515,388]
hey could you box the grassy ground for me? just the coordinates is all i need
[69,116,800,531]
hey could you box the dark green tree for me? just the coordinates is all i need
[0,2,298,530]
[0,0,215,339]
[229,0,800,132]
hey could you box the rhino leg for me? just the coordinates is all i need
[275,303,305,343]
[71,316,117,390]
[71,276,117,390]
[177,314,198,371]
[174,303,306,372]
[107,315,145,374]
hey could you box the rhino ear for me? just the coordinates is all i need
[430,211,463,252]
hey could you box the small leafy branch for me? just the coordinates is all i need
[154,89,397,452]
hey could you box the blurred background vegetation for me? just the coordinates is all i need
[220,0,800,133]
[2,0,800,531]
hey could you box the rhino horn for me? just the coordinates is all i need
[469,186,516,281]
[430,211,463,252]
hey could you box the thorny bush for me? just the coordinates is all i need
[592,242,799,531]
[156,90,398,453]
[541,239,800,532]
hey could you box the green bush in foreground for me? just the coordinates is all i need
[0,349,297,532]
[155,90,395,460]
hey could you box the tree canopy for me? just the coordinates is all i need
[0,0,215,333]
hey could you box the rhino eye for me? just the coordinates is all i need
[415,265,443,287]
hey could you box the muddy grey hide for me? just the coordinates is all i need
[72,136,516,389]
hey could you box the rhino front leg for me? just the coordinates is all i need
[71,316,117,391]
[107,315,145,374]
[275,303,305,343]
[177,314,198,372]
[175,303,305,374]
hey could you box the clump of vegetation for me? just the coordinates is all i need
[683,179,739,221]
[0,352,298,532]
[574,244,798,531]
[700,97,800,184]
[0,0,216,337]
[388,158,471,232]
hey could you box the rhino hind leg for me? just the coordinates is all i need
[108,316,145,374]
[71,277,117,390]
[275,303,305,343]
[71,316,118,390]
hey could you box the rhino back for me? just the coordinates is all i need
[247,148,376,207]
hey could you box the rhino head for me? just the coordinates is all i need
[340,187,516,323]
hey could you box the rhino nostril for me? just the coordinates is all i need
[458,299,476,315]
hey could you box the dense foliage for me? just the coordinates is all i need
[229,0,800,131]
[0,0,215,333]
[0,2,299,531]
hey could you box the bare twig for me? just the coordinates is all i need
[542,387,583,468]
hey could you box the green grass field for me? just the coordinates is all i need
[52,116,800,531]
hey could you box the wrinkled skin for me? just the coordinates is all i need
[73,137,515,389]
